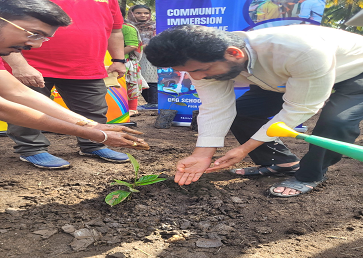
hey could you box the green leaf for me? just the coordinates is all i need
[137,178,168,186]
[126,153,139,174]
[136,175,167,186]
[105,190,131,206]
[174,102,187,107]
[192,93,199,98]
[111,179,133,188]
[136,175,159,183]
[110,179,138,192]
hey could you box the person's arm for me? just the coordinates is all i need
[122,25,139,55]
[251,46,335,143]
[174,78,237,185]
[174,147,216,185]
[0,70,92,124]
[2,53,45,88]
[206,138,264,173]
[298,1,312,19]
[107,29,127,77]
[124,45,138,55]
[0,95,148,149]
[0,95,102,141]
[194,79,237,147]
[0,70,149,149]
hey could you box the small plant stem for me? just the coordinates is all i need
[134,166,138,185]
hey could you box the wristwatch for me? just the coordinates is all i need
[111,58,126,63]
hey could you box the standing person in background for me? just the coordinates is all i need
[281,0,299,18]
[127,5,159,111]
[256,0,281,22]
[298,0,326,23]
[3,0,131,169]
[120,7,147,117]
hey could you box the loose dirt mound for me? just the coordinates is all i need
[0,111,362,258]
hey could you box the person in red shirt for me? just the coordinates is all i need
[3,0,130,169]
[0,0,149,155]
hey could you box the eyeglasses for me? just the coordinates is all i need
[0,17,50,42]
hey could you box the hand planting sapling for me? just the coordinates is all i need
[105,153,167,206]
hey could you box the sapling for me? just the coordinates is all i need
[105,153,167,206]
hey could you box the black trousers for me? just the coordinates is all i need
[231,73,363,182]
[7,78,108,156]
[141,83,158,104]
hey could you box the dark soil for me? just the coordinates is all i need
[0,109,363,258]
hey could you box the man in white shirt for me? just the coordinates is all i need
[144,24,363,197]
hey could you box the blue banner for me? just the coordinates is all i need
[156,0,324,33]
[156,0,248,33]
[156,0,327,126]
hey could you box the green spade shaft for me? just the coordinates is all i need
[296,134,363,162]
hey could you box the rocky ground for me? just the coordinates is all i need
[0,109,363,258]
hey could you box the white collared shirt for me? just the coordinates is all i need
[193,25,363,147]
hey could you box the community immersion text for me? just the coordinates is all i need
[166,7,228,30]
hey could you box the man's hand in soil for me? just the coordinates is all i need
[175,147,216,185]
[206,146,248,173]
[206,139,264,173]
[88,123,150,150]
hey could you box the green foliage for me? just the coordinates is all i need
[322,0,363,35]
[105,190,131,206]
[105,153,167,206]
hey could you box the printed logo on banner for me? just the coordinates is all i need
[157,69,201,125]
